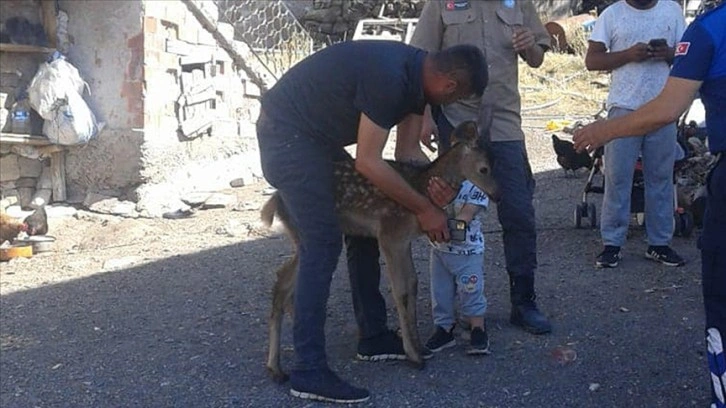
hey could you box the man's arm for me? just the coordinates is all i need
[585,41,649,71]
[518,0,549,68]
[355,113,450,242]
[455,203,482,223]
[573,76,701,152]
[408,0,443,52]
[395,113,429,162]
[516,37,545,68]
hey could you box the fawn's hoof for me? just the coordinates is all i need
[268,367,289,384]
[406,357,426,370]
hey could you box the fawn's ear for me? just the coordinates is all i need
[451,120,479,146]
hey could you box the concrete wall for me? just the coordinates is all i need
[58,0,145,199]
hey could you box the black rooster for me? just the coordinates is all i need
[552,134,593,177]
[23,205,48,236]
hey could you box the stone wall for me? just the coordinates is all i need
[0,0,62,209]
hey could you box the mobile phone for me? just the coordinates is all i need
[447,219,467,242]
[648,38,667,48]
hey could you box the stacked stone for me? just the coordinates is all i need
[0,150,50,210]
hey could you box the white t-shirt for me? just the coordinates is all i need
[589,0,686,110]
[433,180,489,256]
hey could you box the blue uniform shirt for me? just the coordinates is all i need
[261,40,427,147]
[670,3,726,153]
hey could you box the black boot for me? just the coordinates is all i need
[510,276,552,335]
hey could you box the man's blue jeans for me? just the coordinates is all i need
[257,114,388,371]
[601,107,676,247]
[435,113,537,282]
[701,156,726,408]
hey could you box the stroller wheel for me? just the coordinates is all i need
[574,204,584,229]
[587,203,597,228]
[675,211,694,238]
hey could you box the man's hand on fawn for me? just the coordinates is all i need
[427,177,457,208]
[417,204,450,243]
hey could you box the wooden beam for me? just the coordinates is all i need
[50,151,66,202]
[40,0,58,48]
[0,133,52,146]
[0,43,55,54]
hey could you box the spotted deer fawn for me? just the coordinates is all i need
[261,121,499,383]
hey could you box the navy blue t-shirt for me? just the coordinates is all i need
[261,40,427,147]
[670,3,726,153]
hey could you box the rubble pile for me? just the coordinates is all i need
[676,135,715,223]
[296,0,423,45]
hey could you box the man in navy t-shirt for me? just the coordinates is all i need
[574,4,725,405]
[257,40,487,404]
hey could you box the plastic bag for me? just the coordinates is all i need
[28,54,86,119]
[27,53,99,145]
[43,91,100,145]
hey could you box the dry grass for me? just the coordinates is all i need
[519,26,609,119]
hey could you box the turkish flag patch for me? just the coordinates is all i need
[675,42,690,56]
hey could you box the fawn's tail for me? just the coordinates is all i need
[260,192,299,245]
[260,193,280,228]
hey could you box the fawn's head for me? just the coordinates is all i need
[444,121,500,201]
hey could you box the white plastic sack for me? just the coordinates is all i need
[28,56,86,119]
[27,54,99,145]
[42,91,99,145]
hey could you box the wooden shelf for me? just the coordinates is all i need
[0,133,52,146]
[0,43,55,54]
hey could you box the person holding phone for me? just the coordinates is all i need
[424,180,491,355]
[584,0,687,268]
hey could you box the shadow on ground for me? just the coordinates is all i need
[0,166,710,408]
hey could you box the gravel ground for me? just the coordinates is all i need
[0,121,709,408]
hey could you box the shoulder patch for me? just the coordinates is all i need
[446,0,470,11]
[675,42,690,56]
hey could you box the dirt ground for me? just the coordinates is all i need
[0,57,711,408]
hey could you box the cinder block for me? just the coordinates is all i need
[0,154,20,182]
[218,22,235,39]
[144,0,166,18]
[244,80,261,98]
[17,157,42,177]
[197,26,216,46]
[144,16,158,34]
[178,25,198,43]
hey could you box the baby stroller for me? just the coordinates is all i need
[574,118,695,238]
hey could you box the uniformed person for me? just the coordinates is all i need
[403,0,553,335]
[574,4,726,406]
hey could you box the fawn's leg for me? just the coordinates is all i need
[267,253,298,383]
[379,237,423,368]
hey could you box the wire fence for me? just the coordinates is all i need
[214,0,315,80]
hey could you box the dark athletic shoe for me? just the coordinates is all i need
[425,326,456,352]
[595,245,621,268]
[290,368,369,404]
[645,246,686,267]
[466,326,491,355]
